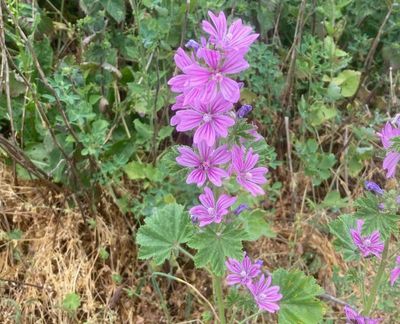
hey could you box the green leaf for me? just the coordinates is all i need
[158,145,188,179]
[124,161,163,182]
[137,203,194,264]
[321,191,348,210]
[354,192,398,240]
[62,293,81,312]
[328,214,359,261]
[158,126,173,141]
[272,269,325,324]
[134,119,152,141]
[309,103,337,126]
[187,223,245,276]
[247,138,279,168]
[240,209,275,241]
[99,0,126,23]
[331,70,361,97]
[7,229,23,241]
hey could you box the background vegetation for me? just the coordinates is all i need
[0,0,399,322]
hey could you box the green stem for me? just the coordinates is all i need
[213,275,226,324]
[238,311,262,324]
[362,239,390,316]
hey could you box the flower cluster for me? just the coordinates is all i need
[169,11,268,226]
[226,254,282,313]
[344,305,381,324]
[168,11,280,314]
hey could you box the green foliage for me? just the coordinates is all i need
[99,247,110,260]
[328,214,359,261]
[124,161,162,182]
[354,192,398,240]
[187,223,246,276]
[320,191,348,210]
[62,293,81,312]
[327,70,361,98]
[295,139,336,186]
[137,203,194,265]
[272,269,325,324]
[239,209,275,241]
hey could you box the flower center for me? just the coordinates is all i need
[245,172,253,180]
[225,32,233,41]
[203,113,212,123]
[364,238,371,246]
[213,72,223,82]
[201,161,210,171]
[207,207,215,216]
[240,270,247,277]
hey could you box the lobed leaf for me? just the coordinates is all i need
[328,214,359,261]
[137,203,194,264]
[187,223,245,276]
[355,192,398,240]
[272,269,325,324]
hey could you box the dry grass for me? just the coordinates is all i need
[0,162,149,323]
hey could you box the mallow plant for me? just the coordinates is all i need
[136,11,326,323]
[329,118,400,323]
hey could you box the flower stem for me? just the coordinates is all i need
[362,239,390,316]
[213,275,226,324]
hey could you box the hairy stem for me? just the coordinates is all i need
[362,240,390,316]
[213,275,226,324]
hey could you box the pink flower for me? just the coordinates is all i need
[176,142,231,187]
[190,187,236,227]
[171,94,188,111]
[390,256,400,286]
[248,274,282,313]
[378,122,400,178]
[171,95,235,146]
[225,254,262,286]
[344,305,381,324]
[350,219,384,258]
[202,11,259,53]
[230,145,268,196]
[169,48,249,105]
[168,48,195,94]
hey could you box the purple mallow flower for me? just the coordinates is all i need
[190,187,236,227]
[225,254,262,286]
[378,122,400,178]
[176,142,231,187]
[233,204,248,215]
[364,181,384,195]
[183,48,249,104]
[202,11,259,53]
[350,219,384,258]
[171,95,235,146]
[344,305,381,324]
[231,145,268,196]
[390,256,400,286]
[248,274,282,313]
[237,104,253,118]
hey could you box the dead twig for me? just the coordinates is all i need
[280,0,307,114]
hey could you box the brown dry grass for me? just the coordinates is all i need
[0,162,152,323]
